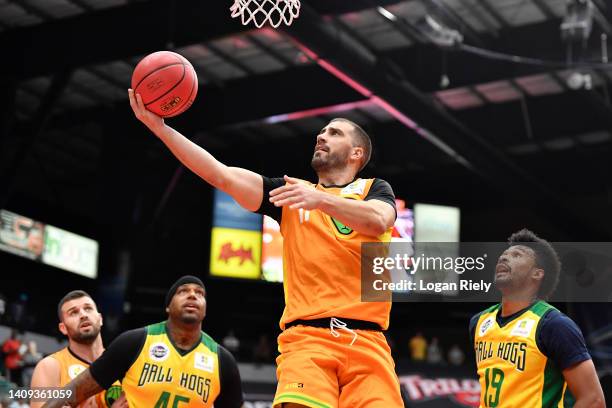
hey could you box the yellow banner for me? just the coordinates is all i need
[210,227,261,279]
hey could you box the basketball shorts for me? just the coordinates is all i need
[272,323,404,408]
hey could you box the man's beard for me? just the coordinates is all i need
[494,277,510,292]
[69,326,100,345]
[311,149,348,172]
[179,312,202,325]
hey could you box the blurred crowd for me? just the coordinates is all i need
[1,329,43,387]
[406,331,466,366]
[222,331,274,365]
[0,329,42,408]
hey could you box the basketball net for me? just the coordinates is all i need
[230,0,301,28]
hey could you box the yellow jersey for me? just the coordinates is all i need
[120,322,221,408]
[473,301,576,408]
[89,322,243,408]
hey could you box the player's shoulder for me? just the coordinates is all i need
[298,178,315,186]
[37,354,62,370]
[535,302,584,343]
[200,330,219,353]
[31,355,62,387]
[475,303,501,317]
[94,327,148,369]
[538,305,578,330]
[469,312,481,328]
[530,300,559,317]
[370,177,389,184]
[216,344,236,362]
[373,177,396,186]
[366,178,390,189]
[109,327,148,351]
[44,347,72,366]
[470,304,500,328]
[363,178,394,197]
[144,321,167,335]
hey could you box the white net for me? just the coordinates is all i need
[230,0,301,28]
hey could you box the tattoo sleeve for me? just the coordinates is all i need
[41,369,103,408]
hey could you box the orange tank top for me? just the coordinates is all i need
[50,347,119,407]
[279,178,393,330]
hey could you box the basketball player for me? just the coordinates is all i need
[41,276,243,408]
[30,290,125,408]
[470,229,605,407]
[124,89,403,408]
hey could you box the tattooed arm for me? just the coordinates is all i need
[45,328,146,408]
[41,369,102,408]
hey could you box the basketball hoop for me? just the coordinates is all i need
[230,0,300,28]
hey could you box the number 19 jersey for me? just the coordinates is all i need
[473,301,574,408]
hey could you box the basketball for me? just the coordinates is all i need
[131,51,198,118]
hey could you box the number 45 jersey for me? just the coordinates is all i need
[89,322,243,408]
[471,301,591,408]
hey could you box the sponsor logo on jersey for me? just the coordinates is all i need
[194,352,214,373]
[479,316,495,337]
[68,364,86,379]
[341,179,366,195]
[298,208,310,224]
[149,342,170,362]
[510,319,535,337]
[331,217,353,235]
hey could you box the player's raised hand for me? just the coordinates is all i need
[269,175,325,210]
[128,89,164,132]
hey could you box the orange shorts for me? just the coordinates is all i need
[273,324,404,408]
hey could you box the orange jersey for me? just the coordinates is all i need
[279,178,393,330]
[50,347,121,408]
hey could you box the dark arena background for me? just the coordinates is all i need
[1,1,612,407]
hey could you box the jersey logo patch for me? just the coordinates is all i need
[340,179,366,196]
[331,217,353,235]
[68,364,86,379]
[510,319,536,337]
[194,352,214,373]
[478,316,495,337]
[298,208,311,224]
[149,342,170,362]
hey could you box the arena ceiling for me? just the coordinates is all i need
[1,0,612,243]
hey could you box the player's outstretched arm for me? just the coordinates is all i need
[128,89,263,211]
[563,359,605,408]
[30,357,61,408]
[41,368,103,408]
